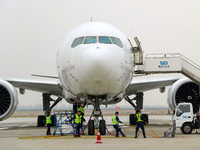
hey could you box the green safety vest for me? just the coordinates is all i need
[75,114,82,124]
[78,106,84,113]
[46,116,52,124]
[112,115,119,125]
[136,114,143,122]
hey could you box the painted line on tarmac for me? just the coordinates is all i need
[18,136,135,139]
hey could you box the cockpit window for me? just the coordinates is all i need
[84,36,97,44]
[99,36,112,44]
[75,37,85,46]
[116,38,123,48]
[72,36,123,48]
[110,37,118,45]
[71,38,78,47]
[110,37,123,48]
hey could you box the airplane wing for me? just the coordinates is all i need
[125,74,182,95]
[4,78,63,96]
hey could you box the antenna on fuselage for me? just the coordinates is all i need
[90,17,93,22]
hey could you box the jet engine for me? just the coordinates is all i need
[0,79,18,121]
[168,78,200,113]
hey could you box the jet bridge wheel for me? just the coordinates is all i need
[181,123,193,134]
[37,115,46,127]
[99,120,106,135]
[88,120,95,135]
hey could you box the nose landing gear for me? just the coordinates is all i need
[88,98,106,135]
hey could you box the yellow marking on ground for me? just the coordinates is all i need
[19,136,135,139]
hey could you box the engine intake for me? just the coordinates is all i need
[0,80,18,121]
[168,78,200,113]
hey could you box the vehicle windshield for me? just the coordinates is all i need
[176,104,190,117]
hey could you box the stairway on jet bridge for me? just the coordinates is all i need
[135,53,200,85]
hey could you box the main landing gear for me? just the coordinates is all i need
[37,93,62,127]
[124,92,149,125]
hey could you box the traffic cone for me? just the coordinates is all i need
[96,130,102,144]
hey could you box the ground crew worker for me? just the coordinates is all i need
[46,112,52,135]
[112,112,126,137]
[78,100,86,116]
[70,111,85,137]
[134,110,146,138]
[73,99,78,114]
[78,100,86,134]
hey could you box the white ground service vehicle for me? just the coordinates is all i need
[173,103,200,134]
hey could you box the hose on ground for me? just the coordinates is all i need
[123,122,158,138]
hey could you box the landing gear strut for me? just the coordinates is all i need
[37,93,62,127]
[125,92,148,125]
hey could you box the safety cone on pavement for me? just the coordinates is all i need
[96,130,102,144]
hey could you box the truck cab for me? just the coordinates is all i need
[173,103,200,134]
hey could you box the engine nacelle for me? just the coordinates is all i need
[168,78,200,113]
[0,79,18,121]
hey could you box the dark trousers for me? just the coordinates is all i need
[113,124,125,137]
[75,124,81,136]
[46,124,51,135]
[80,113,85,134]
[135,122,146,138]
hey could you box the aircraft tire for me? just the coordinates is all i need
[51,115,55,126]
[99,120,106,135]
[88,120,95,135]
[37,115,46,127]
[143,114,149,125]
[129,114,136,125]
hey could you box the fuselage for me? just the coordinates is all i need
[56,22,134,102]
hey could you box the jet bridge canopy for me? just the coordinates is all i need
[135,53,200,85]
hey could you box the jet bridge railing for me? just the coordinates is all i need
[135,53,200,85]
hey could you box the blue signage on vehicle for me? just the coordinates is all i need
[158,61,169,68]
[160,61,168,65]
[183,116,187,118]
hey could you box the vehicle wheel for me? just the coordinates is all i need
[99,120,106,135]
[143,114,149,125]
[37,115,46,127]
[88,120,95,135]
[181,123,192,134]
[130,114,136,125]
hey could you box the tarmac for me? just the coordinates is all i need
[0,112,200,150]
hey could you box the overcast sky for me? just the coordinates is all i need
[0,0,200,108]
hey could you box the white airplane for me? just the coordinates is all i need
[0,22,199,135]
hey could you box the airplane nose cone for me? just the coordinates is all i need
[83,46,113,77]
